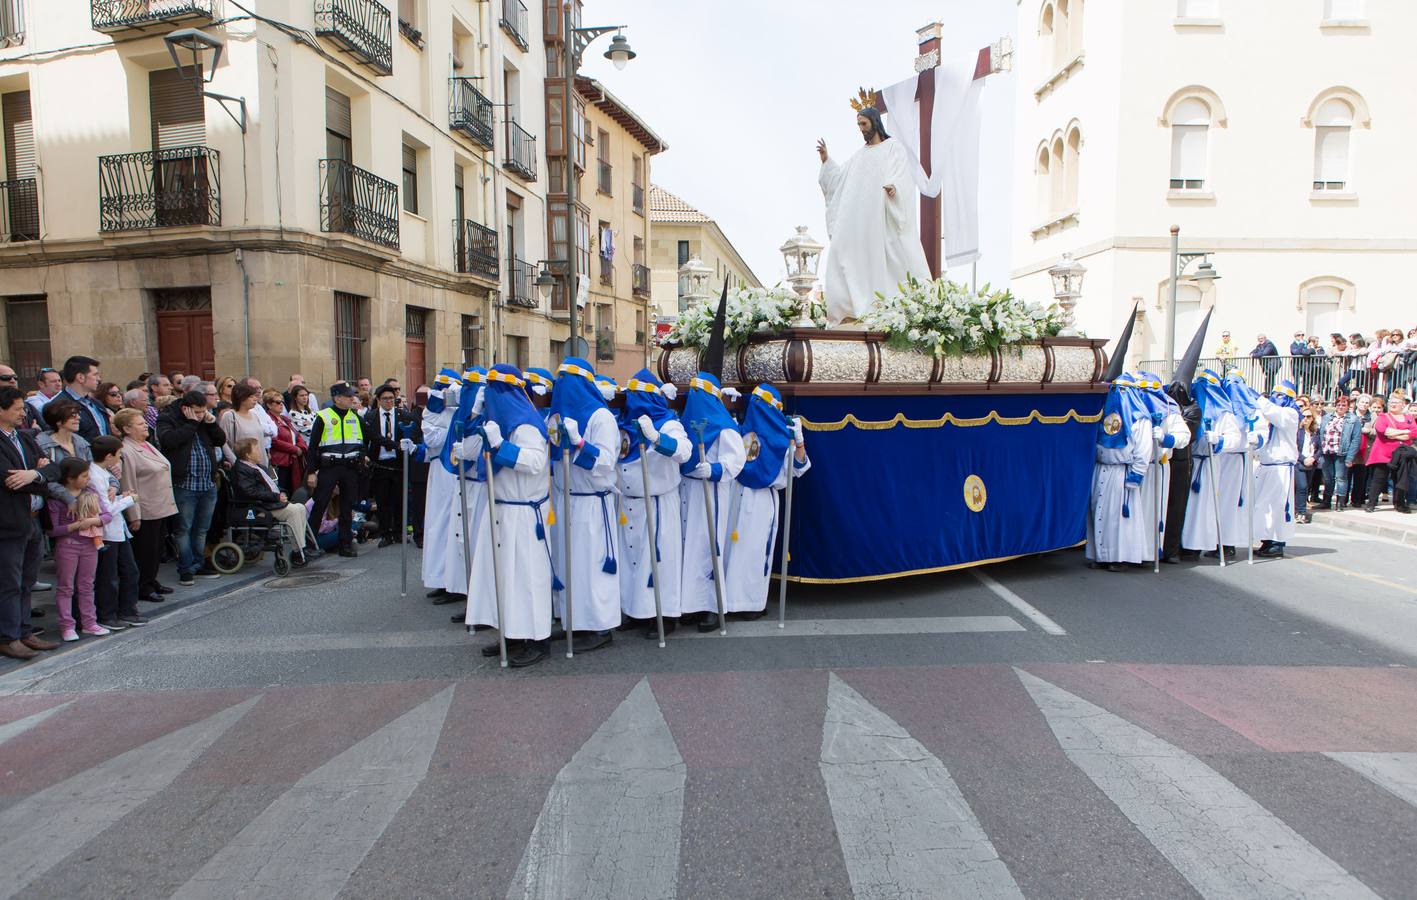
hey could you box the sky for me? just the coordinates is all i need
[576,0,1020,292]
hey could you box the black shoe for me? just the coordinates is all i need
[1202,547,1237,559]
[549,624,567,641]
[414,537,423,548]
[1161,555,1182,564]
[426,588,446,599]
[30,608,44,618]
[139,593,164,604]
[1105,563,1125,572]
[730,609,766,621]
[643,618,678,638]
[119,614,149,626]
[481,639,514,658]
[378,536,395,548]
[97,618,127,631]
[195,565,221,579]
[431,592,465,606]
[697,613,722,633]
[1256,545,1285,558]
[616,619,643,632]
[1179,549,1201,560]
[338,547,358,558]
[450,613,466,624]
[178,573,195,587]
[510,640,550,668]
[572,631,613,652]
[154,584,174,595]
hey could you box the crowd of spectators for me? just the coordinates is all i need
[1211,327,1417,400]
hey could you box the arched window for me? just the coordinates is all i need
[1068,0,1085,57]
[1299,277,1355,337]
[1054,0,1072,69]
[1178,0,1219,17]
[1065,125,1082,209]
[1051,136,1066,213]
[1312,98,1354,191]
[1169,97,1210,190]
[1039,3,1055,71]
[1036,144,1052,217]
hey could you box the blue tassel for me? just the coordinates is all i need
[647,572,654,589]
[551,574,565,592]
[1122,502,1130,519]
[602,556,617,575]
[535,522,545,541]
[1238,494,1244,508]
[1285,500,1291,523]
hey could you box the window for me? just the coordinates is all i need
[0,0,23,47]
[401,143,419,214]
[635,308,646,346]
[677,240,690,267]
[1177,0,1219,18]
[1035,144,1051,217]
[1053,0,1071,68]
[575,206,590,282]
[4,295,50,381]
[506,334,528,369]
[461,313,481,368]
[1312,98,1353,191]
[1039,3,1054,70]
[597,128,611,195]
[1064,125,1081,209]
[1324,0,1364,20]
[325,87,352,162]
[1050,137,1065,211]
[594,304,613,361]
[334,292,369,382]
[1169,97,1210,190]
[598,220,613,285]
[1304,284,1343,336]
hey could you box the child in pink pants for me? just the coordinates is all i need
[46,458,111,641]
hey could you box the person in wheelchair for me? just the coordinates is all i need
[229,438,312,564]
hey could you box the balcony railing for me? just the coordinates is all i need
[319,158,399,249]
[599,259,613,287]
[454,219,499,280]
[499,0,529,50]
[1135,354,1417,402]
[597,159,612,195]
[98,146,220,232]
[1,0,25,46]
[503,120,537,181]
[449,78,494,150]
[632,263,651,299]
[632,183,645,216]
[314,0,393,76]
[506,256,538,308]
[595,327,615,361]
[0,178,39,242]
[91,0,218,32]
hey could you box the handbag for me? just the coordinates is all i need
[1378,350,1399,372]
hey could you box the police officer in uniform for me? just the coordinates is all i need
[308,382,369,557]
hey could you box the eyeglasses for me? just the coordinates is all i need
[0,374,16,383]
[107,390,122,397]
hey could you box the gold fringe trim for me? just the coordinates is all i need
[769,542,1085,584]
[801,409,1102,432]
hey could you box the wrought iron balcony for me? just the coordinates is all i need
[91,0,218,33]
[449,78,494,150]
[314,0,392,76]
[503,120,537,181]
[506,255,538,309]
[632,183,645,216]
[1,0,25,46]
[632,263,651,299]
[98,147,220,232]
[595,327,615,361]
[454,219,498,280]
[499,0,529,51]
[319,158,399,249]
[0,178,39,242]
[597,159,612,195]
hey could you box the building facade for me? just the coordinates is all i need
[0,0,656,389]
[1010,0,1414,367]
[647,184,760,328]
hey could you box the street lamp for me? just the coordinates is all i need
[778,226,824,328]
[1164,225,1221,373]
[164,28,247,133]
[677,255,712,314]
[1047,252,1086,337]
[558,5,636,358]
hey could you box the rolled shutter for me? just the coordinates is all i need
[2,90,34,180]
[326,87,352,138]
[149,69,205,150]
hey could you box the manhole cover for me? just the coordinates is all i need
[264,572,349,590]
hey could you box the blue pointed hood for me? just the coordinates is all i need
[1098,373,1149,450]
[619,369,677,463]
[425,367,459,415]
[440,366,485,476]
[549,357,606,459]
[1191,368,1231,427]
[738,384,794,490]
[679,372,737,471]
[1223,367,1261,428]
[1269,378,1299,411]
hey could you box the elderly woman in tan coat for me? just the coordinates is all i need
[115,408,177,603]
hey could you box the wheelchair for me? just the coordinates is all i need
[210,502,312,578]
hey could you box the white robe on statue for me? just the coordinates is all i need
[680,429,747,616]
[554,407,622,633]
[1139,411,1193,562]
[617,419,692,621]
[419,390,456,591]
[1254,399,1300,544]
[1086,419,1152,565]
[723,450,810,613]
[1181,410,1245,551]
[819,137,932,325]
[466,425,552,641]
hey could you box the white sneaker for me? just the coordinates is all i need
[80,625,111,637]
[61,629,79,642]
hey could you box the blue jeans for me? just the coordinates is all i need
[172,486,218,576]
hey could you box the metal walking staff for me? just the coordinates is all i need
[1207,446,1226,569]
[1151,462,1162,575]
[481,438,508,668]
[637,427,666,648]
[457,448,476,616]
[400,430,410,597]
[778,428,798,628]
[1244,438,1256,566]
[690,420,728,636]
[559,422,575,658]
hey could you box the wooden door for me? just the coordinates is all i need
[157,309,215,380]
[404,305,428,391]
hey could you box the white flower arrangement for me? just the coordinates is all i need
[663,285,826,348]
[861,275,1064,357]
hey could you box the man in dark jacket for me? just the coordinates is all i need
[1251,333,1280,392]
[155,390,227,585]
[57,355,111,442]
[0,386,62,660]
[362,383,423,547]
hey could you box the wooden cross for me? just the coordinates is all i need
[874,24,1011,278]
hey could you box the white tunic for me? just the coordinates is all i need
[1253,398,1300,543]
[617,419,692,620]
[1086,418,1152,564]
[723,449,811,613]
[418,399,455,590]
[554,407,622,633]
[438,431,483,600]
[466,424,552,641]
[1181,409,1245,551]
[1139,411,1194,562]
[818,138,932,325]
[679,429,748,615]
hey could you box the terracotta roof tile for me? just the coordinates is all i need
[648,184,713,223]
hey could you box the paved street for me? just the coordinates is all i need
[2,523,1415,899]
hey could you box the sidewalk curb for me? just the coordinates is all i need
[1308,511,1417,546]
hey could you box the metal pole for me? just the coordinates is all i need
[560,426,575,657]
[638,437,666,648]
[1207,450,1226,568]
[457,445,476,613]
[482,445,508,668]
[1165,225,1180,375]
[1151,462,1162,575]
[400,440,409,596]
[691,422,727,636]
[1245,444,1255,565]
[564,2,578,357]
[777,454,795,628]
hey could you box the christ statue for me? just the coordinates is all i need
[817,103,932,326]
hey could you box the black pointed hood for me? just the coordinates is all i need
[1169,306,1212,389]
[1102,302,1140,383]
[699,279,730,380]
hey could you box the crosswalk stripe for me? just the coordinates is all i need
[820,673,1024,899]
[0,700,72,746]
[0,695,260,900]
[971,571,1068,635]
[1015,668,1380,899]
[171,685,454,900]
[509,678,686,900]
[679,616,1026,638]
[1325,752,1417,810]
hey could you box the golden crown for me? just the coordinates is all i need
[849,87,878,112]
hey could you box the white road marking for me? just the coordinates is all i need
[510,678,685,900]
[972,571,1068,635]
[173,686,453,900]
[0,695,259,899]
[0,700,72,746]
[682,615,1025,639]
[1015,668,1378,899]
[1325,752,1417,810]
[820,673,1024,899]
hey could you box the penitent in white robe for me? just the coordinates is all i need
[1181,410,1245,551]
[1138,411,1193,562]
[440,432,483,601]
[680,429,747,616]
[419,393,456,591]
[1086,419,1153,564]
[466,425,552,641]
[618,419,692,621]
[818,137,932,325]
[723,449,811,613]
[1253,398,1300,544]
[554,407,623,633]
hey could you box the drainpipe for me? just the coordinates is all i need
[235,248,252,375]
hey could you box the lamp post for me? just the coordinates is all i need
[558,4,635,357]
[676,254,712,316]
[164,28,247,133]
[1164,225,1221,374]
[1047,252,1086,337]
[778,226,824,329]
